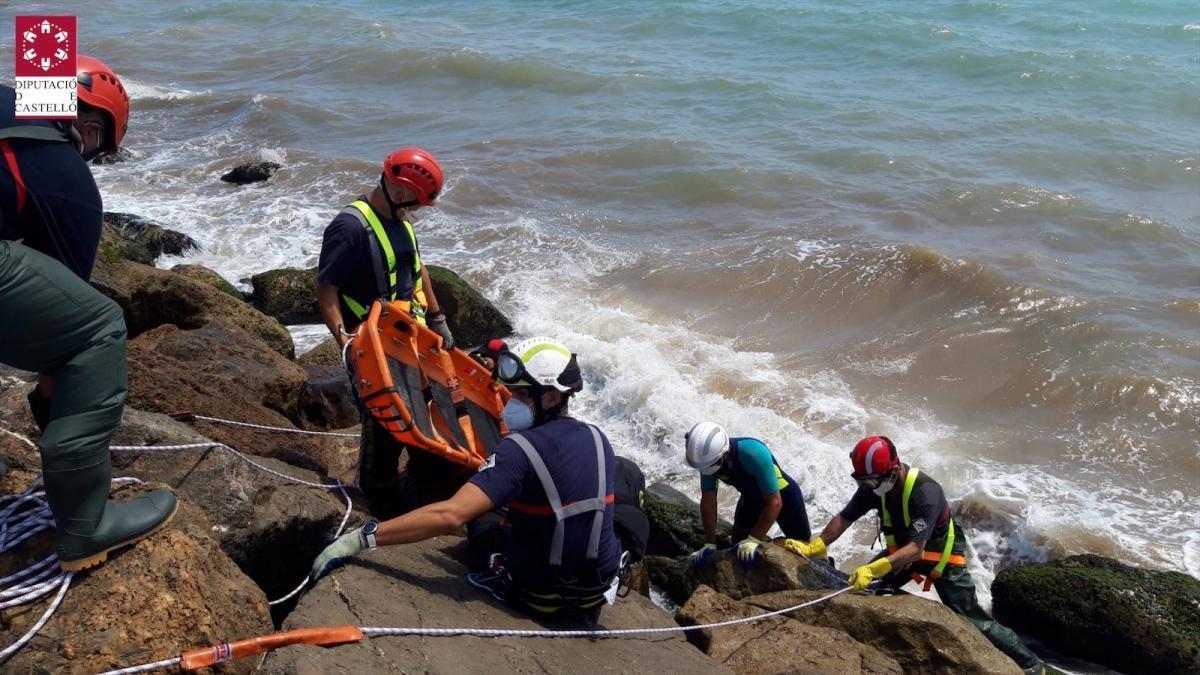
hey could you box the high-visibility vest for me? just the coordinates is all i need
[338,199,427,323]
[880,467,966,590]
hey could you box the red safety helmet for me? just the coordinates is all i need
[850,435,899,477]
[76,54,130,154]
[382,147,444,206]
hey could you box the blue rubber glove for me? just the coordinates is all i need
[309,527,368,582]
[689,543,718,568]
[735,536,763,564]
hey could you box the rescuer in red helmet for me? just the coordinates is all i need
[783,435,1043,674]
[315,147,455,517]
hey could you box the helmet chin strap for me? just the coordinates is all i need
[379,175,421,218]
[529,385,569,426]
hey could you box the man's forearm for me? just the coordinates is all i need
[887,541,924,570]
[316,283,347,346]
[420,266,440,314]
[750,493,782,540]
[819,513,851,546]
[700,491,718,543]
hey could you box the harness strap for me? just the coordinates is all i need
[340,203,394,318]
[0,140,27,213]
[510,494,614,515]
[508,425,608,566]
[339,200,426,321]
[880,467,964,589]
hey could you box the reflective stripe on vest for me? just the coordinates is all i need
[339,200,426,321]
[507,425,608,567]
[880,467,962,580]
[0,124,74,214]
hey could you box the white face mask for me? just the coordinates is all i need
[872,473,898,496]
[502,398,535,431]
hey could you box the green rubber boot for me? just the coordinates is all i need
[43,455,178,572]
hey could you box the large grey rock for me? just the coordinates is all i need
[298,364,358,430]
[744,589,1022,675]
[427,264,513,348]
[689,542,845,600]
[993,554,1200,675]
[98,211,198,264]
[260,536,729,674]
[643,482,733,557]
[251,267,320,324]
[677,585,902,674]
[221,161,281,184]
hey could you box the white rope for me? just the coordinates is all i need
[0,478,74,666]
[108,441,355,605]
[97,656,182,675]
[0,434,355,664]
[188,414,358,438]
[359,586,852,639]
[0,571,73,663]
[0,427,37,449]
[94,585,853,674]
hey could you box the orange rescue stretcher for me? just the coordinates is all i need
[347,299,510,469]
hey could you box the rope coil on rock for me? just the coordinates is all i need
[1,416,361,665]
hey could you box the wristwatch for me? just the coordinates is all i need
[362,519,379,549]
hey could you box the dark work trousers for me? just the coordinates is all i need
[0,241,127,473]
[357,411,469,519]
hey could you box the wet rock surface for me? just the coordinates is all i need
[92,260,293,357]
[0,488,272,675]
[261,536,729,674]
[678,585,903,675]
[993,554,1200,675]
[251,267,320,324]
[221,161,281,184]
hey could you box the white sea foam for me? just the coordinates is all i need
[123,79,211,102]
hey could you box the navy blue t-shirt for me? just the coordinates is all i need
[469,417,620,586]
[0,85,103,280]
[316,197,419,330]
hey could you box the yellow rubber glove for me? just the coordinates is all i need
[782,536,826,559]
[849,556,892,591]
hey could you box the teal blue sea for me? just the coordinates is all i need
[3,1,1197,589]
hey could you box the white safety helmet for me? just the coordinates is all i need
[497,337,583,394]
[685,422,729,474]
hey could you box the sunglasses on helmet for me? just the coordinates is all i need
[852,470,893,490]
[494,348,582,391]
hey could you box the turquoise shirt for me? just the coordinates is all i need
[700,437,786,496]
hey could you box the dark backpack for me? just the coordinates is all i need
[612,455,649,562]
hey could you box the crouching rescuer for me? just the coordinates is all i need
[783,436,1044,675]
[310,338,626,620]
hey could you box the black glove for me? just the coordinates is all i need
[427,311,455,350]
